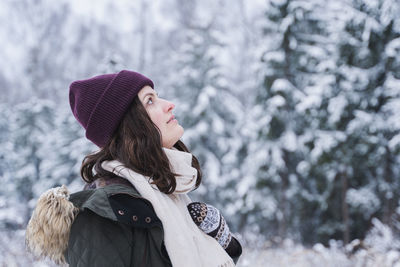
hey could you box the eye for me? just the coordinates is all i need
[147,97,153,105]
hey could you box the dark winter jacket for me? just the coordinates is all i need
[25,176,242,266]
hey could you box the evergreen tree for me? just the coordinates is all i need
[8,98,55,225]
[0,104,22,229]
[316,0,400,243]
[38,109,93,193]
[244,0,338,242]
[167,0,243,210]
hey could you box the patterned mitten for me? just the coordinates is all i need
[187,202,240,256]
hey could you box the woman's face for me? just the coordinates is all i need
[138,86,184,148]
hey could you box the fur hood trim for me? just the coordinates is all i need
[25,185,79,265]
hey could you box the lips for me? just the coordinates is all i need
[167,115,175,124]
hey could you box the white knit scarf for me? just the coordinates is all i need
[101,147,235,267]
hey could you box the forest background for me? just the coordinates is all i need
[0,0,399,266]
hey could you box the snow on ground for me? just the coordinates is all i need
[1,219,400,267]
[237,240,400,267]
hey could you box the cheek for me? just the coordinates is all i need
[149,110,165,130]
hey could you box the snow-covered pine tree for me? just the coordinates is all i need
[38,109,93,193]
[9,98,55,226]
[318,0,400,244]
[164,0,244,210]
[0,104,23,230]
[244,0,337,243]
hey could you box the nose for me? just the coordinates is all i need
[164,100,175,113]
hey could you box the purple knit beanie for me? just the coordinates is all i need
[69,70,154,147]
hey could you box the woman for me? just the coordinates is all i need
[26,70,242,266]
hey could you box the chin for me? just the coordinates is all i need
[178,125,184,136]
[163,126,184,148]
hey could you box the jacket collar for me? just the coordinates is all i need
[70,183,142,222]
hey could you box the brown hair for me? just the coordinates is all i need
[80,96,202,194]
